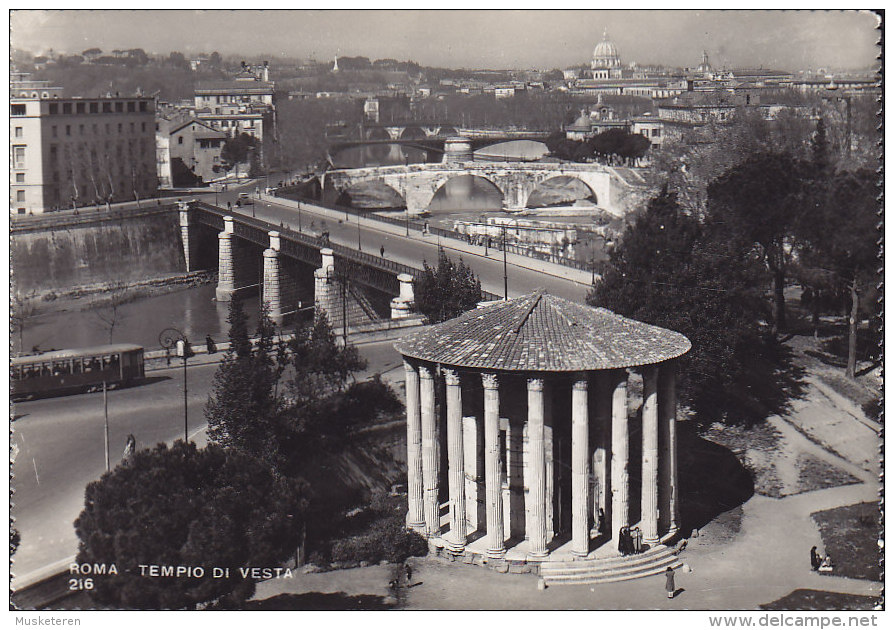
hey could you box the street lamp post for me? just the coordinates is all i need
[502,224,508,300]
[357,212,362,251]
[159,328,190,442]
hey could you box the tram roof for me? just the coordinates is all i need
[11,344,144,365]
[394,290,690,372]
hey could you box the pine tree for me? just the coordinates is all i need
[205,299,283,469]
[74,441,307,610]
[589,185,768,424]
[416,249,482,324]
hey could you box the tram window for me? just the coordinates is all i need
[53,361,70,376]
[41,363,53,377]
[84,358,99,372]
[72,358,83,374]
[12,366,21,380]
[108,354,121,370]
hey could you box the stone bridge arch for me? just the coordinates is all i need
[525,175,599,209]
[333,178,408,210]
[428,174,504,212]
[400,126,426,141]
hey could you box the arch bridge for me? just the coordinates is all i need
[322,162,643,216]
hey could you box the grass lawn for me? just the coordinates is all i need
[811,502,880,582]
[760,589,880,611]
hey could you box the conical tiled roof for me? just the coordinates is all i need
[395,291,691,372]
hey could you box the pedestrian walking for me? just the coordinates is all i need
[665,566,676,599]
[619,527,631,556]
[205,335,217,355]
[404,563,412,583]
[123,434,136,462]
[380,245,386,258]
[810,546,821,570]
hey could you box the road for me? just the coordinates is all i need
[10,339,406,586]
[196,184,593,302]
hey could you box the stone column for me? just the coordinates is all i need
[526,378,548,559]
[571,374,590,557]
[215,215,236,302]
[390,273,416,319]
[610,369,629,553]
[404,361,425,531]
[178,202,193,272]
[420,365,440,537]
[444,369,466,552]
[659,361,680,536]
[641,365,660,545]
[593,371,612,538]
[482,373,504,557]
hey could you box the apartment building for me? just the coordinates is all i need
[10,95,157,214]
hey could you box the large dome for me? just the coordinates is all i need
[592,29,621,69]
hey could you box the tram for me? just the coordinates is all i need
[11,344,145,400]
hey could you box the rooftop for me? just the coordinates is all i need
[394,290,690,372]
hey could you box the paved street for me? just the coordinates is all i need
[10,339,406,586]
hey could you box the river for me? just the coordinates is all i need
[21,284,265,354]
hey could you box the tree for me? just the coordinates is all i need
[167,51,190,71]
[74,440,306,609]
[208,51,222,68]
[11,290,39,355]
[221,133,257,173]
[92,282,129,344]
[415,250,483,324]
[706,153,811,333]
[797,168,879,377]
[589,186,769,424]
[205,300,283,469]
[811,117,831,179]
[283,309,366,404]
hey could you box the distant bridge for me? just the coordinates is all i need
[322,162,644,215]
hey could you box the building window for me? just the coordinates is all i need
[139,101,147,112]
[18,208,26,215]
[48,103,59,115]
[141,122,146,132]
[76,102,85,114]
[106,123,111,133]
[16,190,25,202]
[130,122,135,133]
[127,101,135,112]
[16,173,25,183]
[103,102,112,113]
[115,102,124,113]
[52,125,57,137]
[80,124,85,135]
[66,125,71,136]
[15,126,23,138]
[93,124,98,134]
[11,103,26,116]
[13,146,25,169]
[63,103,72,114]
[178,136,184,144]
[652,128,660,137]
[90,102,99,114]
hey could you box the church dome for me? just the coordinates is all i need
[592,29,621,69]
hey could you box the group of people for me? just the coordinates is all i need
[618,526,646,556]
[810,546,834,573]
[388,563,414,592]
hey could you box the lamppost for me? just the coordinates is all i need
[357,211,362,251]
[405,207,410,237]
[159,328,190,442]
[501,223,509,300]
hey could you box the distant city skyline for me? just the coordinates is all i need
[11,9,880,72]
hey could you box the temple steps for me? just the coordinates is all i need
[540,544,683,585]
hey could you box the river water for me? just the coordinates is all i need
[21,284,265,354]
[24,141,600,354]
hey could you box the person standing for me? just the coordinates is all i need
[665,566,676,599]
[810,546,821,570]
[205,335,217,355]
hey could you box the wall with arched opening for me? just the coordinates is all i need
[400,126,426,141]
[335,179,407,210]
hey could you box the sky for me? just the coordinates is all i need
[10,9,881,72]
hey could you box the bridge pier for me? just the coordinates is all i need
[390,273,416,319]
[178,201,196,272]
[216,216,261,302]
[263,231,306,325]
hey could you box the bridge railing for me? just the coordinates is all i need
[273,190,590,272]
[190,200,508,300]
